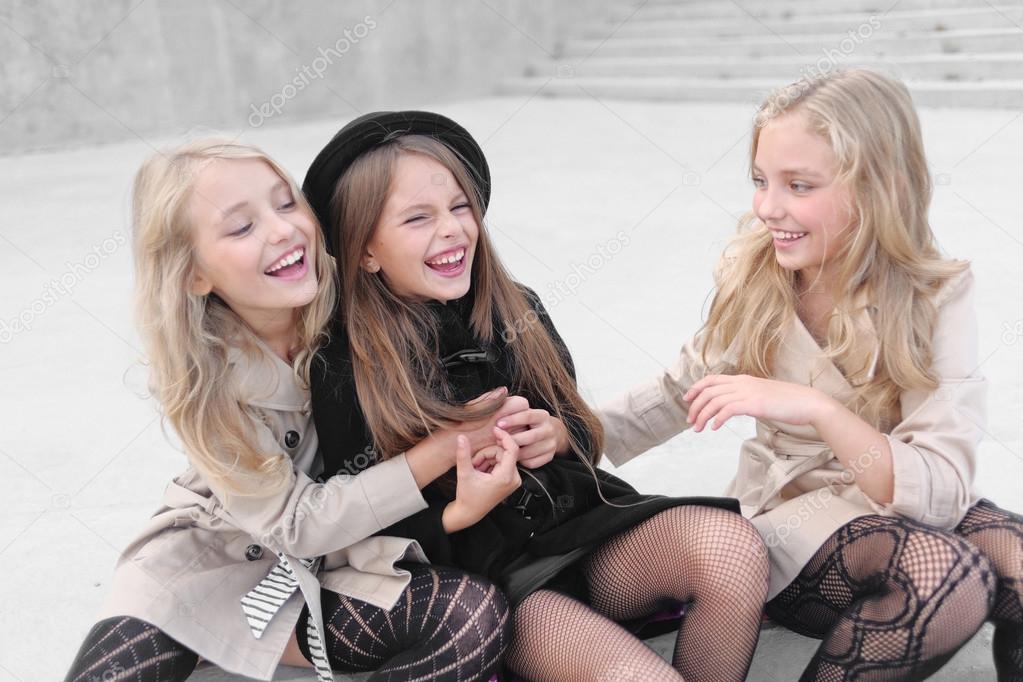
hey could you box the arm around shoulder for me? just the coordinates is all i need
[205,424,430,559]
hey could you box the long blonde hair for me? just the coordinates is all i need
[132,138,337,495]
[702,69,967,428]
[328,135,604,462]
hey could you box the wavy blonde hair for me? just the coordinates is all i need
[702,69,967,428]
[132,138,337,495]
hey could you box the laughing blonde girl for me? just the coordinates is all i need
[64,139,511,682]
[601,69,1023,680]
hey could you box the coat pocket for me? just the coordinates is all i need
[132,526,229,584]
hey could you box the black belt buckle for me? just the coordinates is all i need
[509,488,535,519]
[442,347,497,369]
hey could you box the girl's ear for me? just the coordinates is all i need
[189,267,213,296]
[361,250,381,273]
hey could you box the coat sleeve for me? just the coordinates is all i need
[376,484,456,566]
[597,329,725,467]
[202,422,429,560]
[869,269,986,529]
[203,328,429,559]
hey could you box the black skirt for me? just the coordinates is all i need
[440,457,740,605]
[310,287,741,604]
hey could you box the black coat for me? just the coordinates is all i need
[310,286,739,603]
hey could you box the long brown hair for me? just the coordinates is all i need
[701,69,967,428]
[328,135,604,462]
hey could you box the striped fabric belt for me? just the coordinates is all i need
[241,552,333,682]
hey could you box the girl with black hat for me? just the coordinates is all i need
[303,111,770,681]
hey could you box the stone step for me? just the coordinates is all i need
[498,75,1023,108]
[610,0,1023,21]
[584,6,1023,38]
[529,53,1023,82]
[189,623,996,680]
[560,27,1023,58]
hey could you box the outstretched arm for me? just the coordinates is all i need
[684,270,983,528]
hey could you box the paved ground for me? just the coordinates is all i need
[2,95,1020,680]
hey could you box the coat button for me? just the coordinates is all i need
[245,544,264,561]
[284,430,300,448]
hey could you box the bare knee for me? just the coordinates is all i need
[280,629,313,669]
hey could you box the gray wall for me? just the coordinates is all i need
[0,0,621,154]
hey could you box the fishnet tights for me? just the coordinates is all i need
[65,565,508,682]
[506,505,769,681]
[298,563,509,681]
[64,617,198,682]
[766,514,996,681]
[954,499,1023,682]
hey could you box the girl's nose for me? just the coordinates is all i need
[756,188,785,223]
[265,212,297,243]
[436,210,462,239]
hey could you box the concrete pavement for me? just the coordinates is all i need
[2,95,1020,680]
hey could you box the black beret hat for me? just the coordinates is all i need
[302,110,491,254]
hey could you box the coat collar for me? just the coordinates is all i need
[715,286,879,397]
[227,336,307,411]
[789,286,879,399]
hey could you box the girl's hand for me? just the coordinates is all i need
[683,374,832,432]
[432,388,530,462]
[495,408,569,469]
[443,428,522,533]
[471,443,503,473]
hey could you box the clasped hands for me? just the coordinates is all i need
[436,387,570,532]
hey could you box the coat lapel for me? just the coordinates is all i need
[778,290,879,401]
[227,338,307,412]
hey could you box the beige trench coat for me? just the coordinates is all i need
[599,268,985,599]
[98,339,430,680]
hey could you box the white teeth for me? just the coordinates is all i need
[266,247,304,273]
[772,230,807,241]
[427,248,465,266]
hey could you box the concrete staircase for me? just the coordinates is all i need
[499,0,1023,107]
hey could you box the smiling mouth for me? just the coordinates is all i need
[265,247,306,277]
[772,230,808,243]
[425,247,466,273]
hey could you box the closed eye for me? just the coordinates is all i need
[231,222,253,236]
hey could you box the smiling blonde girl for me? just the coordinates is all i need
[601,69,1023,680]
[63,139,512,682]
